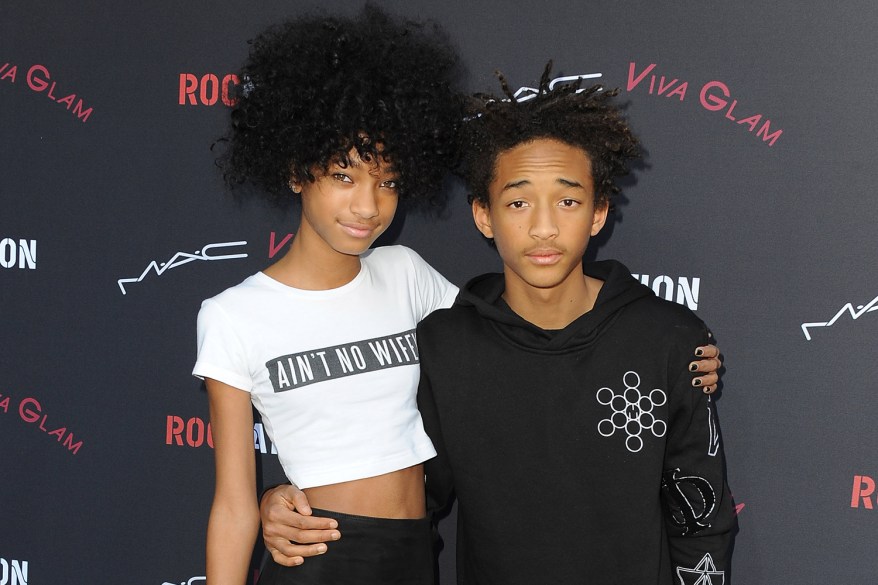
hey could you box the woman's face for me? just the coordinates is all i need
[294,149,400,258]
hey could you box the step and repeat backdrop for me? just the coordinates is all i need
[3,0,877,583]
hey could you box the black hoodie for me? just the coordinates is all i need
[417,260,735,585]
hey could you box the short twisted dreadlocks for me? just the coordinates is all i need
[460,62,641,208]
[219,5,462,208]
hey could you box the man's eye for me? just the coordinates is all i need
[508,200,527,209]
[559,199,579,207]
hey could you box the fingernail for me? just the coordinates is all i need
[331,531,341,540]
[695,348,704,357]
[689,362,698,372]
[693,378,702,387]
[703,388,712,394]
[317,544,328,554]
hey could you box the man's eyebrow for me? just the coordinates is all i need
[500,177,585,191]
[501,179,529,191]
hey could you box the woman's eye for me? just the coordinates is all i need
[332,173,353,183]
[382,180,398,189]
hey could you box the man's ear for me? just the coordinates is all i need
[472,198,494,239]
[591,200,610,236]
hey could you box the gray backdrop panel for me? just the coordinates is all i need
[3,1,877,583]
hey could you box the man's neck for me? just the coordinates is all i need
[501,271,604,330]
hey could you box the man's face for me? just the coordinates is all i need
[472,138,608,293]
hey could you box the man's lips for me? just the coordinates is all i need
[525,248,563,265]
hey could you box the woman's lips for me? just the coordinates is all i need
[339,221,377,238]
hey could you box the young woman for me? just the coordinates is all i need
[194,7,723,585]
[193,8,462,585]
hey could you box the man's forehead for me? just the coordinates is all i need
[494,139,592,176]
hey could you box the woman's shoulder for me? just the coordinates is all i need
[364,244,418,263]
[363,245,436,274]
[200,273,273,313]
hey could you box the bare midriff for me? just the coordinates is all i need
[302,463,426,519]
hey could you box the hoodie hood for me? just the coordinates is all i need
[456,260,652,352]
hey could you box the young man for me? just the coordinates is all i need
[412,71,735,583]
[259,68,733,583]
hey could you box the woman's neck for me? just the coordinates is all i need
[263,228,362,291]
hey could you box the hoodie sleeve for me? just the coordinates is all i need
[415,321,456,522]
[661,324,736,582]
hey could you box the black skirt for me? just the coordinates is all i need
[258,508,434,585]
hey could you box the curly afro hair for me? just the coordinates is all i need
[219,5,462,208]
[460,62,641,209]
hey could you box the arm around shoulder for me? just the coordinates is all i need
[662,328,736,580]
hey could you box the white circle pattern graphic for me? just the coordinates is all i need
[596,370,667,453]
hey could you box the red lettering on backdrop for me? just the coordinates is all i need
[629,63,782,147]
[0,394,10,413]
[179,73,198,105]
[19,397,41,422]
[166,415,215,448]
[64,433,83,454]
[626,63,686,100]
[269,232,295,258]
[737,114,761,131]
[166,415,185,445]
[200,73,219,106]
[57,93,76,109]
[851,475,875,509]
[26,64,50,91]
[627,62,656,92]
[72,100,92,121]
[0,63,17,82]
[699,81,730,112]
[221,74,240,106]
[724,100,739,120]
[21,64,93,122]
[657,76,677,95]
[665,82,687,100]
[179,73,240,106]
[186,416,206,446]
[16,395,83,454]
[756,121,782,145]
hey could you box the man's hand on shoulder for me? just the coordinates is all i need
[689,344,723,395]
[260,484,341,566]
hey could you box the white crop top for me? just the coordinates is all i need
[192,246,458,489]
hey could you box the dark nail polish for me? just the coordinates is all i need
[689,363,698,372]
[693,378,702,387]
[695,348,704,357]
